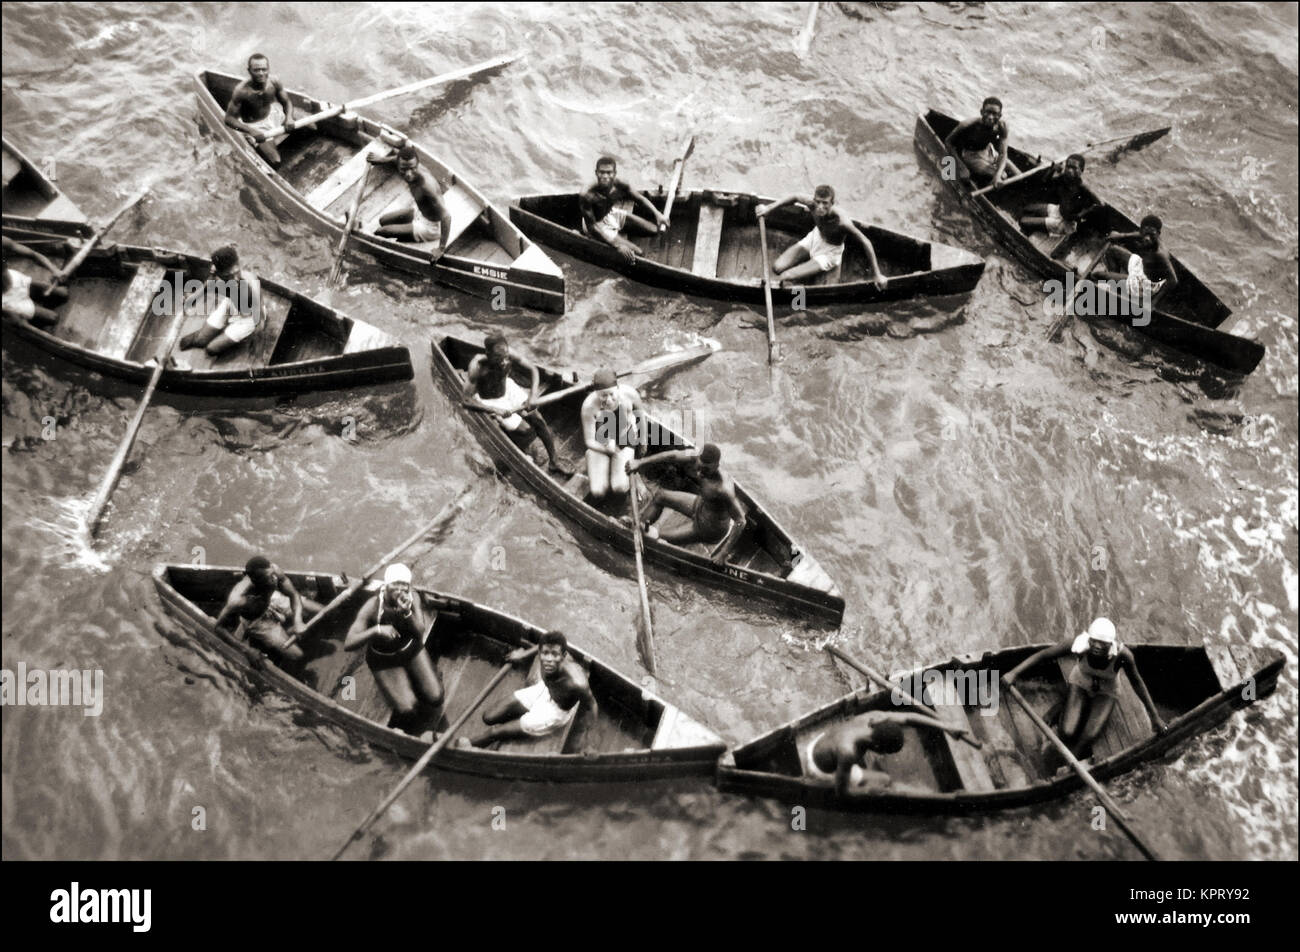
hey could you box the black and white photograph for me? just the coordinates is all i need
[1,0,1295,892]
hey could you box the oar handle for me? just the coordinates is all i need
[331,646,536,860]
[971,162,1050,197]
[757,217,779,364]
[52,184,151,285]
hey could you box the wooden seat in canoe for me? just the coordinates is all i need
[1055,657,1153,761]
[94,263,167,359]
[691,203,726,279]
[926,695,996,792]
[305,139,389,213]
[342,320,391,354]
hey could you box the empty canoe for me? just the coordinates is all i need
[2,135,86,225]
[153,563,726,782]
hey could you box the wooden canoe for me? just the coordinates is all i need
[2,220,412,396]
[2,136,86,226]
[153,564,726,781]
[431,335,845,624]
[510,189,985,307]
[717,642,1284,811]
[194,70,566,314]
[914,109,1265,375]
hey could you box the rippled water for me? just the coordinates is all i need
[2,1,1295,860]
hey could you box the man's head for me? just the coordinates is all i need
[383,563,413,611]
[538,630,568,675]
[812,184,836,216]
[398,145,420,181]
[1086,616,1117,656]
[595,156,617,187]
[211,245,239,280]
[698,442,722,476]
[244,554,274,587]
[1139,214,1162,238]
[591,368,619,408]
[247,54,269,85]
[981,96,1003,125]
[1063,154,1085,180]
[484,334,509,365]
[871,721,906,754]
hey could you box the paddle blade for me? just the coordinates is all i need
[1098,127,1171,162]
[635,608,657,676]
[621,339,721,378]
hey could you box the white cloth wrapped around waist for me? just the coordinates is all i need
[514,679,577,736]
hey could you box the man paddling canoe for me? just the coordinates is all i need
[1018,153,1103,240]
[943,96,1011,188]
[224,53,296,168]
[579,156,668,264]
[458,630,596,748]
[808,711,975,797]
[581,368,646,501]
[2,236,68,328]
[1095,214,1178,308]
[462,334,569,474]
[755,186,887,289]
[1002,617,1168,758]
[366,144,451,257]
[178,245,265,357]
[627,443,746,561]
[213,555,323,663]
[344,563,444,727]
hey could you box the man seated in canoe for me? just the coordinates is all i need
[1017,154,1103,239]
[213,555,324,663]
[808,710,976,797]
[462,334,570,474]
[579,156,668,264]
[580,368,646,502]
[1,236,68,328]
[366,144,451,257]
[627,443,746,562]
[458,630,597,749]
[225,53,296,168]
[943,96,1011,188]
[178,245,264,356]
[1094,214,1179,309]
[754,186,887,289]
[343,563,444,728]
[1002,617,1168,759]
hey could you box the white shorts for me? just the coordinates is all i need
[478,376,530,431]
[411,213,442,244]
[246,103,287,146]
[3,269,35,319]
[204,296,258,343]
[593,202,632,242]
[1043,204,1072,236]
[796,228,845,272]
[805,731,864,785]
[514,680,576,736]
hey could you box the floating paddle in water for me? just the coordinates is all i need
[627,473,657,676]
[972,126,1171,196]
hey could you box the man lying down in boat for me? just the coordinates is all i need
[213,555,324,664]
[462,334,571,475]
[2,236,68,328]
[579,156,668,264]
[755,185,887,290]
[457,630,597,749]
[1002,617,1168,760]
[809,711,977,797]
[626,443,746,563]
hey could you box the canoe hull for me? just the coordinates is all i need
[2,136,86,225]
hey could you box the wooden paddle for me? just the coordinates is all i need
[1002,681,1160,860]
[1046,242,1110,342]
[795,2,820,55]
[659,134,695,233]
[971,126,1172,196]
[330,646,536,861]
[282,484,476,649]
[757,217,779,364]
[51,184,152,286]
[322,162,378,297]
[826,645,982,750]
[253,51,522,143]
[627,473,657,676]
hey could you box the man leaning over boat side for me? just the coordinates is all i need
[754,185,887,290]
[1,236,68,328]
[579,156,668,264]
[367,144,451,259]
[213,555,324,664]
[458,630,597,749]
[343,563,444,730]
[1002,617,1168,760]
[580,368,646,502]
[462,334,571,475]
[808,711,976,798]
[225,53,296,168]
[178,245,264,357]
[627,442,747,563]
[943,96,1011,188]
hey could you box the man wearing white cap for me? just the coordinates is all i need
[1003,616,1167,757]
[580,368,646,501]
[344,563,443,728]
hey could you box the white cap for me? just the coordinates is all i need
[1087,617,1117,644]
[384,563,412,585]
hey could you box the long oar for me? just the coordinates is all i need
[283,484,475,649]
[254,51,522,143]
[627,474,657,676]
[826,645,982,750]
[1002,681,1160,860]
[757,217,779,364]
[83,301,188,539]
[331,646,535,861]
[51,184,152,286]
[322,162,379,298]
[795,2,820,55]
[972,126,1171,196]
[659,134,695,233]
[1046,241,1110,342]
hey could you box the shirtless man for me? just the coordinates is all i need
[580,368,646,501]
[579,156,668,264]
[755,186,887,289]
[343,563,443,726]
[808,710,976,798]
[627,443,746,561]
[459,630,597,748]
[1018,154,1103,239]
[2,236,68,328]
[1002,617,1167,758]
[224,53,296,168]
[213,555,323,663]
[462,334,569,474]
[178,245,264,356]
[1095,214,1179,309]
[944,96,1011,188]
[367,145,451,257]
